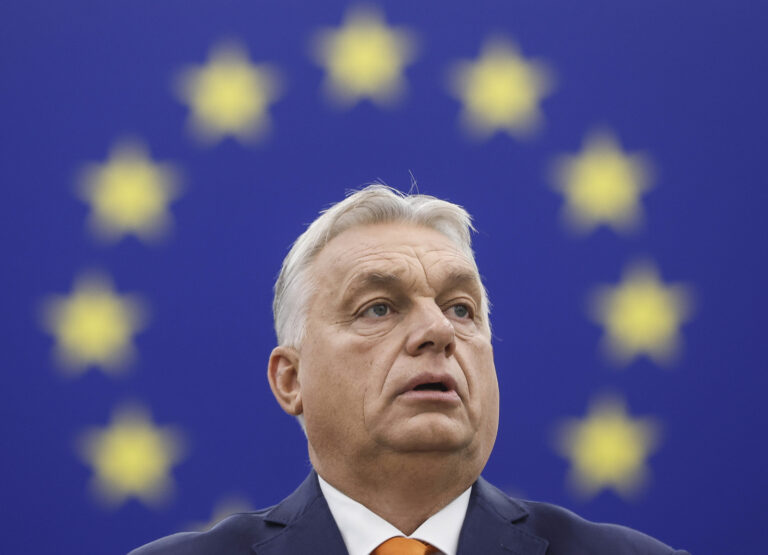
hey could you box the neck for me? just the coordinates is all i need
[310,445,480,535]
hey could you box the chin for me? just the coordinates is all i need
[374,413,473,453]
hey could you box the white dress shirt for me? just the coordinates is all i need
[317,475,472,555]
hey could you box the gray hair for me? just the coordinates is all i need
[273,184,489,347]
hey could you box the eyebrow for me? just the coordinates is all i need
[341,271,403,307]
[438,269,486,313]
[441,269,484,298]
[340,267,484,309]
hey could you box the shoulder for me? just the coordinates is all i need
[127,509,278,555]
[128,473,334,555]
[521,499,686,554]
[472,478,688,555]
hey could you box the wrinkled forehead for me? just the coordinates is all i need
[318,222,475,273]
[308,223,483,303]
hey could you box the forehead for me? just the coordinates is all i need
[311,222,477,286]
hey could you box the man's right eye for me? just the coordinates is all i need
[362,303,390,318]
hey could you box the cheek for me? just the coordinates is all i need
[467,342,498,398]
[467,344,499,439]
[345,339,395,400]
[300,336,385,413]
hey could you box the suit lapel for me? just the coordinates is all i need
[457,477,548,555]
[251,471,348,555]
[251,472,547,555]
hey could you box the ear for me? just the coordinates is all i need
[267,346,303,416]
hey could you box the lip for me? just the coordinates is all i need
[396,372,461,403]
[398,389,461,403]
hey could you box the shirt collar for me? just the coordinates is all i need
[317,474,472,555]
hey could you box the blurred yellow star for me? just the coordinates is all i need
[78,404,185,507]
[449,37,552,138]
[78,140,180,242]
[590,262,693,365]
[186,495,254,531]
[556,396,659,498]
[552,131,652,234]
[312,5,416,106]
[42,273,146,375]
[175,41,281,143]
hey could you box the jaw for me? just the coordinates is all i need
[368,409,475,453]
[308,404,486,479]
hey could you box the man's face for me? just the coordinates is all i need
[297,222,499,467]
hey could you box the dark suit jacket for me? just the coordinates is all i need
[129,472,688,554]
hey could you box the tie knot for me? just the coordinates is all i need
[371,536,439,555]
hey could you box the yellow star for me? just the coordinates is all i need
[590,261,693,365]
[42,273,146,375]
[552,131,652,234]
[186,495,254,531]
[312,5,416,107]
[77,140,181,242]
[78,404,185,507]
[556,396,659,498]
[449,37,552,138]
[175,41,281,143]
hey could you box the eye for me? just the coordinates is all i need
[448,303,472,319]
[362,302,391,318]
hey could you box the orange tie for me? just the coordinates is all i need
[371,536,439,555]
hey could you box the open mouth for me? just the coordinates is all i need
[412,382,450,392]
[399,373,459,401]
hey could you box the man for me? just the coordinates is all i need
[131,185,688,554]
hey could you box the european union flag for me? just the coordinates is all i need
[1,1,766,553]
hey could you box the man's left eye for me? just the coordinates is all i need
[363,303,390,317]
[449,304,471,318]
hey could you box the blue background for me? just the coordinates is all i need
[1,1,766,553]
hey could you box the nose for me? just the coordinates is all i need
[405,300,456,358]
